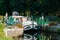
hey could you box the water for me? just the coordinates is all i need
[11,30,60,40]
[24,30,60,40]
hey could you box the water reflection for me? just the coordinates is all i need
[24,34,32,40]
[24,31,60,40]
[13,31,60,40]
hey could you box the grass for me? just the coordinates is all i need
[0,23,13,40]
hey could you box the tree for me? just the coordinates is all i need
[0,0,60,16]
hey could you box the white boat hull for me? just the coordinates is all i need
[4,28,23,37]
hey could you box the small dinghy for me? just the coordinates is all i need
[4,16,24,37]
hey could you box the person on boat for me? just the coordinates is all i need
[12,11,19,16]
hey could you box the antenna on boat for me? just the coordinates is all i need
[5,12,8,17]
[4,12,8,22]
[4,12,8,27]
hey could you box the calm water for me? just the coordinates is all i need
[24,30,60,40]
[13,30,60,40]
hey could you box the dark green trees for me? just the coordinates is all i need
[0,0,60,16]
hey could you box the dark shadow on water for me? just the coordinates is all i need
[13,30,60,40]
[24,30,60,40]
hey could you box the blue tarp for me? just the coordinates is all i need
[6,16,15,25]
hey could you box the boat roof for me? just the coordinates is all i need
[12,16,24,18]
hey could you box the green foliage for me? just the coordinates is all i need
[0,23,13,40]
[0,0,8,15]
